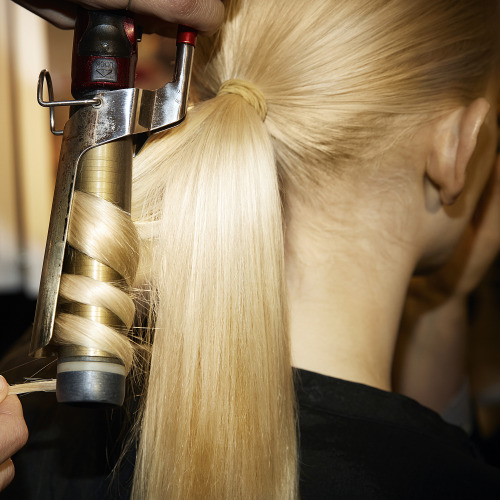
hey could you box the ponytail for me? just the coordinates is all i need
[131,92,297,499]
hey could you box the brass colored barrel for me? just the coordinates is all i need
[73,139,132,209]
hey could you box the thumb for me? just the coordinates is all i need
[0,377,8,404]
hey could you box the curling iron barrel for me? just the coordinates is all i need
[56,9,137,406]
[32,9,197,406]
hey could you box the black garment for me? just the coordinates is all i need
[0,334,134,500]
[3,334,500,499]
[297,369,500,499]
[1,391,134,500]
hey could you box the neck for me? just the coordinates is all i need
[285,193,419,391]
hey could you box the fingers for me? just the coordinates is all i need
[14,0,225,35]
[467,155,500,264]
[472,155,500,241]
[128,0,225,34]
[0,376,28,488]
[0,459,15,493]
[437,155,500,298]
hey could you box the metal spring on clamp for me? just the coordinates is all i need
[37,70,101,136]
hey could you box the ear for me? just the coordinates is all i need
[426,98,491,205]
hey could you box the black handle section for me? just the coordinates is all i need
[71,8,138,99]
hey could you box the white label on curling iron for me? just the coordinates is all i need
[57,360,126,376]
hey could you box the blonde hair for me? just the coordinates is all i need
[130,1,496,497]
[18,0,497,498]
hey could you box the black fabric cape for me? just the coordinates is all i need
[2,337,500,499]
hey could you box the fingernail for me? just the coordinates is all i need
[0,376,7,392]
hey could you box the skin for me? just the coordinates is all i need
[12,0,225,35]
[287,80,500,393]
[0,377,28,492]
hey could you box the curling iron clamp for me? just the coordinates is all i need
[31,9,196,406]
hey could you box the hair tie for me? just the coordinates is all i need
[217,79,267,121]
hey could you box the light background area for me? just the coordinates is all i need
[0,2,56,297]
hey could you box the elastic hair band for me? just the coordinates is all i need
[217,79,267,121]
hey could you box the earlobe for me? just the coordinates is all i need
[426,98,490,206]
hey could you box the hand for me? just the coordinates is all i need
[409,154,500,311]
[394,156,500,410]
[12,0,224,36]
[0,376,29,492]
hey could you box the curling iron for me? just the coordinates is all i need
[31,8,196,406]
